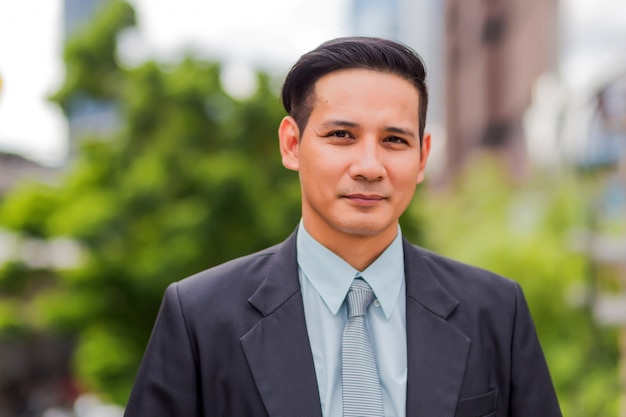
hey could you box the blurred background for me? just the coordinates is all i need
[0,0,625,416]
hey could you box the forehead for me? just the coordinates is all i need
[312,68,418,99]
[309,68,420,118]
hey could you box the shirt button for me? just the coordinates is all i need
[374,299,381,307]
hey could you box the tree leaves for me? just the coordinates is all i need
[0,0,300,404]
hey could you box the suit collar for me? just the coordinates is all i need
[242,231,323,417]
[403,239,471,417]
[248,234,461,319]
[248,230,301,317]
[402,238,460,319]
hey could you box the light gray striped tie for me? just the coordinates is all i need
[342,278,384,417]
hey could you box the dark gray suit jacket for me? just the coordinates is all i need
[125,231,562,417]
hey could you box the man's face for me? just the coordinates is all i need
[279,68,431,246]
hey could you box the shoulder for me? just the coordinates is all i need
[404,242,534,345]
[405,241,521,306]
[172,239,289,308]
[414,244,514,284]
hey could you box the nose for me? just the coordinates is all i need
[349,139,386,181]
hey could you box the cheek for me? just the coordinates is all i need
[391,164,421,186]
[302,153,345,180]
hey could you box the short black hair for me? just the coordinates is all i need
[281,36,429,143]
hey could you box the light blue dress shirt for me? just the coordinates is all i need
[297,223,407,417]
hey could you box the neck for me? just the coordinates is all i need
[303,222,398,272]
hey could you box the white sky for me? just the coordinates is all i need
[0,0,67,164]
[0,0,625,166]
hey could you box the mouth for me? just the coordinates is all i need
[343,193,386,206]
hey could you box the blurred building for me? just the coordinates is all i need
[0,152,57,195]
[580,70,626,312]
[64,0,108,37]
[0,335,77,417]
[444,0,559,182]
[63,0,119,159]
[583,72,626,169]
[351,0,400,39]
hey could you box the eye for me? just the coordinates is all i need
[385,136,409,145]
[327,130,354,139]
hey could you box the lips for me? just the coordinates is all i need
[344,193,386,206]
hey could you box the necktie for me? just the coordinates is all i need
[342,278,384,417]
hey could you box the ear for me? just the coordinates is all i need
[278,116,301,171]
[416,132,432,184]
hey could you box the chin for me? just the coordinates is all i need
[335,221,391,238]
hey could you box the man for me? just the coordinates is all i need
[125,37,562,417]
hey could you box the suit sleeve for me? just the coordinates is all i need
[125,283,201,417]
[509,283,562,417]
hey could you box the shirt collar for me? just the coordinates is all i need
[296,221,404,319]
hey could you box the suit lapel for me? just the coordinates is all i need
[403,240,471,417]
[240,234,471,417]
[241,232,323,417]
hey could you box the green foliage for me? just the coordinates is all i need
[51,0,136,109]
[0,183,58,238]
[0,0,302,404]
[412,156,620,417]
[74,326,139,404]
[0,297,22,332]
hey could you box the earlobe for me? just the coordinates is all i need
[416,132,432,184]
[278,116,301,171]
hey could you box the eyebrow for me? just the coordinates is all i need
[319,120,416,139]
[385,126,416,139]
[319,120,359,130]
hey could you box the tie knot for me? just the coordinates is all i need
[346,278,374,318]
